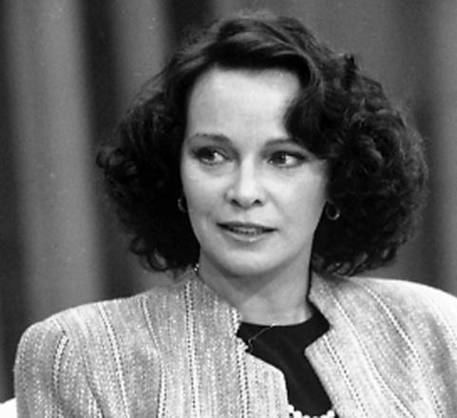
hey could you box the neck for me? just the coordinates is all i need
[195,260,314,325]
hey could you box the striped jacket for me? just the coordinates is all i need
[14,270,457,417]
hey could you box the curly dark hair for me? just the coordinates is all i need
[97,10,427,276]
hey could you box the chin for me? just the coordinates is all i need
[215,257,280,278]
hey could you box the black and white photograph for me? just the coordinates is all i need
[1,1,457,416]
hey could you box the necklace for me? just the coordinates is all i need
[245,324,276,353]
[288,404,336,418]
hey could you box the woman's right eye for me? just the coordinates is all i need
[193,147,227,165]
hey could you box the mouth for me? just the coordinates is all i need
[218,222,276,237]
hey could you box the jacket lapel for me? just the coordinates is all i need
[307,274,436,417]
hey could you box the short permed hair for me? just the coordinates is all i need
[97,11,427,276]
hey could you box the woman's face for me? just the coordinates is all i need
[180,67,328,277]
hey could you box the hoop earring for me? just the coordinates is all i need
[177,196,187,213]
[325,202,341,221]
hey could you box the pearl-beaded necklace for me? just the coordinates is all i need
[288,404,336,418]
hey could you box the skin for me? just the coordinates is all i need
[180,67,328,325]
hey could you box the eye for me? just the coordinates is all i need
[192,147,227,166]
[268,151,307,168]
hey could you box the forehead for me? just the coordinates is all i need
[185,67,300,139]
[188,66,300,108]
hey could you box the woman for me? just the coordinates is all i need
[14,11,457,417]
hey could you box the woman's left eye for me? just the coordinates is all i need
[268,151,307,168]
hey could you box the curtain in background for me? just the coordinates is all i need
[1,0,456,400]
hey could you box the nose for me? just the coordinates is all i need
[225,162,265,208]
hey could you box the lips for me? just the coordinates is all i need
[218,222,276,236]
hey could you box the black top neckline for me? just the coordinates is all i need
[237,306,334,415]
[239,305,330,351]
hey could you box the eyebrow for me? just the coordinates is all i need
[185,132,300,147]
[185,133,231,144]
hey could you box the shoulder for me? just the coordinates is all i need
[14,274,190,414]
[310,275,457,412]
[317,272,457,310]
[18,275,189,351]
[15,272,192,371]
[343,275,457,317]
[313,274,457,367]
[316,274,457,343]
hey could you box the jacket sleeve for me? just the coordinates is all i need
[14,318,102,417]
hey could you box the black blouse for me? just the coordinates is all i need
[237,309,335,416]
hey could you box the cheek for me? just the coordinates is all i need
[283,178,327,222]
[181,166,218,219]
[181,160,201,201]
[181,174,209,242]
